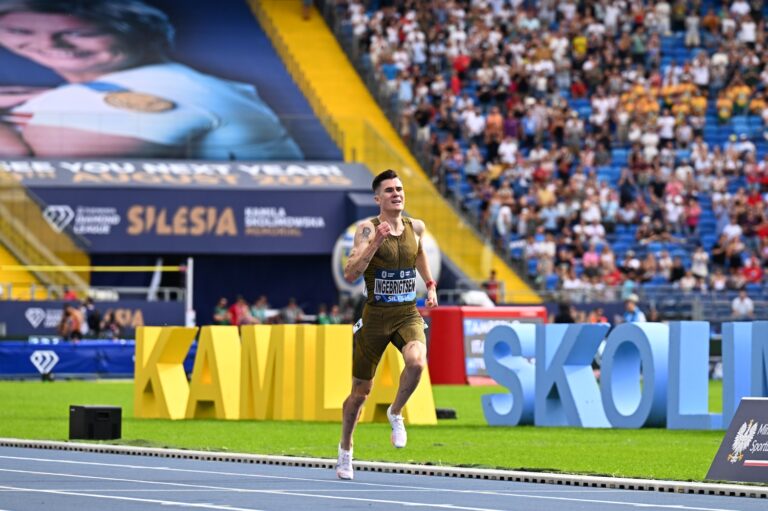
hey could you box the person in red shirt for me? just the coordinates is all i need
[683,197,702,235]
[741,255,764,284]
[452,52,470,80]
[228,295,254,325]
[603,263,623,287]
[482,269,500,304]
[449,71,461,96]
[62,286,77,301]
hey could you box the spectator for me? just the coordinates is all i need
[62,286,77,301]
[710,268,728,291]
[228,295,255,326]
[731,288,755,319]
[329,304,344,324]
[678,270,697,292]
[83,298,102,337]
[251,295,270,324]
[553,302,575,323]
[482,269,500,304]
[212,297,231,325]
[691,245,710,280]
[57,304,82,341]
[100,309,122,340]
[281,297,304,324]
[741,255,764,284]
[623,294,647,322]
[316,303,331,325]
[669,256,686,283]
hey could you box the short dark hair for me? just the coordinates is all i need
[372,169,398,192]
[0,0,174,57]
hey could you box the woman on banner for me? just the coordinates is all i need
[0,0,302,159]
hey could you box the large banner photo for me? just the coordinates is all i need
[0,0,340,160]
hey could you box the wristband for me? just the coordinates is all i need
[425,280,437,290]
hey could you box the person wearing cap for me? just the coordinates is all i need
[623,294,647,323]
[0,0,302,159]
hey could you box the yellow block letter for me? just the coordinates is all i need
[134,326,197,420]
[313,325,353,421]
[240,325,297,420]
[361,344,437,425]
[185,326,241,420]
[295,325,317,420]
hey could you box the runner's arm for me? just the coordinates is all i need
[344,220,378,283]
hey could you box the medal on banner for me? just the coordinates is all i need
[104,91,175,112]
[84,81,175,113]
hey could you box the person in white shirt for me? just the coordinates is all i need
[657,109,676,143]
[731,288,755,319]
[497,135,518,164]
[0,0,302,160]
[722,216,744,240]
[738,16,757,45]
[463,107,486,142]
[730,0,752,18]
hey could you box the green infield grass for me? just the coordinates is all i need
[0,380,727,482]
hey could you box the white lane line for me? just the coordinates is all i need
[0,471,505,511]
[0,487,634,494]
[0,467,743,511]
[269,490,741,511]
[0,485,263,511]
[0,454,644,493]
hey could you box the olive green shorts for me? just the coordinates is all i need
[352,303,426,380]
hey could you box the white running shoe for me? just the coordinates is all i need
[336,444,353,480]
[387,405,407,448]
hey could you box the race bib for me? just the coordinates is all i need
[373,268,417,303]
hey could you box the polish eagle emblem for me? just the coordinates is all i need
[728,420,758,464]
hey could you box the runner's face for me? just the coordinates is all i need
[377,178,405,212]
[0,13,132,75]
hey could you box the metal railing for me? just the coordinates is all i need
[0,282,184,302]
[0,172,90,291]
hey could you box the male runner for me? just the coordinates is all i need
[335,169,438,480]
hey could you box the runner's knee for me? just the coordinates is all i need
[404,343,426,371]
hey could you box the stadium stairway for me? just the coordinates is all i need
[250,0,539,303]
[0,243,47,300]
[0,173,89,297]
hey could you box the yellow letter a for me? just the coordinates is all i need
[185,326,241,419]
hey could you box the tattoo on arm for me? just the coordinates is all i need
[361,227,371,239]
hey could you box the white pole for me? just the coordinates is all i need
[185,257,196,327]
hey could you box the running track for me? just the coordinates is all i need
[0,445,765,511]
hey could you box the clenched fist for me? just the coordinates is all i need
[374,221,391,246]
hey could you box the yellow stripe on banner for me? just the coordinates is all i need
[0,265,185,273]
[252,0,540,303]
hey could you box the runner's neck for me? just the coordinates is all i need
[378,213,404,235]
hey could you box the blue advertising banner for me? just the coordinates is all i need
[0,300,184,337]
[0,340,197,378]
[0,0,340,160]
[28,187,354,254]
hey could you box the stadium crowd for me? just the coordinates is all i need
[212,295,355,325]
[339,0,768,305]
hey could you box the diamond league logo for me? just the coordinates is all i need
[25,308,46,328]
[42,205,75,233]
[29,350,59,374]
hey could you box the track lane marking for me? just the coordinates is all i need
[0,467,743,511]
[0,485,263,511]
